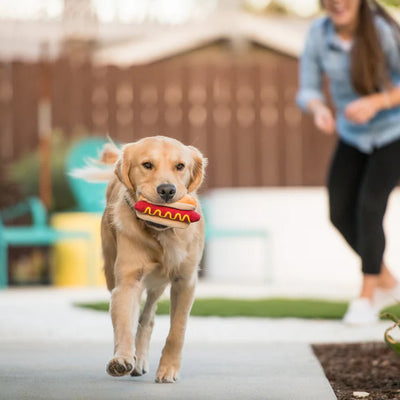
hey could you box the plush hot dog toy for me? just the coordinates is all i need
[134,194,201,229]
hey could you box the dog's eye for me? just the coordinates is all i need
[142,162,153,170]
[176,163,185,171]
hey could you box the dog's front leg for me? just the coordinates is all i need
[156,274,196,383]
[132,285,167,376]
[106,264,144,377]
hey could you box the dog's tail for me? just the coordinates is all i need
[69,141,121,182]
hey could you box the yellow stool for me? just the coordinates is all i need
[51,212,105,287]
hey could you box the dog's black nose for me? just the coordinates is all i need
[157,184,176,202]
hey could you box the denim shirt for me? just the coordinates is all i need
[296,16,400,153]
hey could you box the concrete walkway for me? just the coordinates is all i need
[0,342,335,400]
[0,286,393,400]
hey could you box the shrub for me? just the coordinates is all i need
[8,131,80,212]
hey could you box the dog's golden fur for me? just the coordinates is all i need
[99,136,206,383]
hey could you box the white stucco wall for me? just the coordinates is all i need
[203,187,400,299]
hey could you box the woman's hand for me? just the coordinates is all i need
[344,95,383,124]
[310,102,336,135]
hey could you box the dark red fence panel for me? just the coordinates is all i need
[0,53,336,188]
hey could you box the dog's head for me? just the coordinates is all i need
[115,136,207,204]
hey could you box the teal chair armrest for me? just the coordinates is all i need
[0,197,47,227]
[26,197,47,226]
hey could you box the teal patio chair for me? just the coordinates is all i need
[0,197,89,288]
[66,137,110,213]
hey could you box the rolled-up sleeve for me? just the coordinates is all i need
[296,20,325,111]
[378,17,400,87]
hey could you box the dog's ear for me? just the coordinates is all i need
[187,146,207,193]
[115,146,135,191]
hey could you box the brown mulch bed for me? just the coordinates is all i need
[313,342,400,400]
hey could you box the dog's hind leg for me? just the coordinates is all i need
[101,213,116,291]
[103,247,116,291]
[131,284,167,376]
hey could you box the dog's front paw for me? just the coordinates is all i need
[106,356,134,377]
[130,356,149,376]
[155,363,179,383]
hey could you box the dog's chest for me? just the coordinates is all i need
[155,231,187,276]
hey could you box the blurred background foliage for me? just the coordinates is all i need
[8,131,80,213]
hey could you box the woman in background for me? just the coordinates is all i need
[297,0,400,324]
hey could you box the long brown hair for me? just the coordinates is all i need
[351,0,400,94]
[322,0,400,95]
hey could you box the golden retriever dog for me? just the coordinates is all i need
[76,136,206,383]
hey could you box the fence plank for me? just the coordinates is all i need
[11,62,39,160]
[0,63,13,163]
[259,61,281,186]
[281,59,303,185]
[234,63,259,186]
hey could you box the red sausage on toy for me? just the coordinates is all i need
[134,195,201,229]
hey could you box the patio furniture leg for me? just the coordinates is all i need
[0,243,8,288]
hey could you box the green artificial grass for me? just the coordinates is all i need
[75,297,400,320]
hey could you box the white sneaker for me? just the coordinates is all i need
[343,298,379,325]
[374,283,400,311]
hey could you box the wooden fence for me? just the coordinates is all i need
[0,54,336,189]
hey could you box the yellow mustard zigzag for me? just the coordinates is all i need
[144,207,191,223]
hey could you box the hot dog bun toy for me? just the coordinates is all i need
[134,194,201,229]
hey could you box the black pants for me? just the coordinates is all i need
[328,138,400,275]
